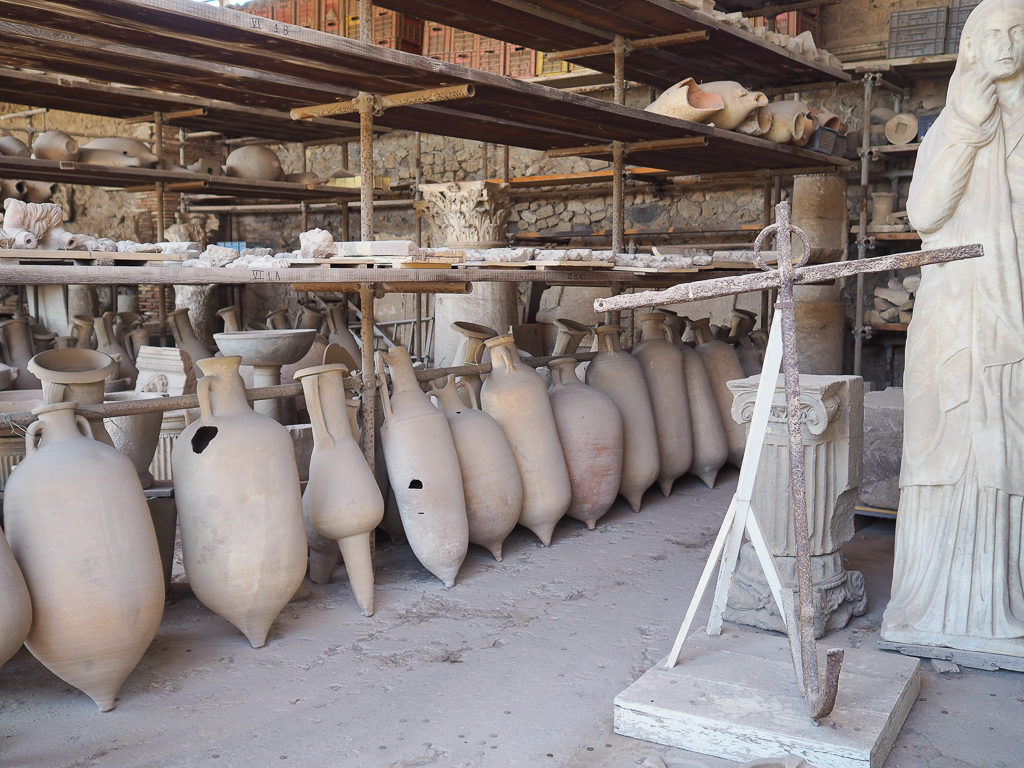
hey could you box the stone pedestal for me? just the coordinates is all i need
[419,181,519,366]
[860,387,903,510]
[724,374,867,637]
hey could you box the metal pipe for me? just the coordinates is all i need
[358,283,378,470]
[359,95,374,241]
[854,73,876,375]
[154,111,166,241]
[613,34,627,106]
[291,85,475,120]
[547,30,706,61]
[612,141,625,256]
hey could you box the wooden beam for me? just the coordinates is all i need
[547,136,708,158]
[547,30,709,61]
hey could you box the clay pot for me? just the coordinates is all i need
[296,363,384,615]
[0,134,30,157]
[103,391,165,489]
[432,377,522,560]
[27,347,118,445]
[68,315,94,349]
[296,306,324,331]
[699,81,769,131]
[0,179,27,200]
[77,147,141,167]
[764,100,811,144]
[736,106,772,136]
[632,313,693,496]
[217,306,243,333]
[93,312,138,384]
[585,325,660,513]
[81,138,159,168]
[166,308,211,377]
[324,303,361,371]
[31,130,79,161]
[0,526,31,671]
[265,308,290,330]
[4,402,164,710]
[225,145,284,181]
[551,318,592,355]
[691,318,747,469]
[379,346,468,586]
[22,181,57,204]
[547,357,623,529]
[171,355,306,647]
[123,327,151,363]
[0,315,42,389]
[451,321,498,406]
[645,77,725,123]
[481,334,572,546]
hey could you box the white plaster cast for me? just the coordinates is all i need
[881,0,1024,660]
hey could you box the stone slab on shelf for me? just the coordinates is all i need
[876,640,1024,673]
[614,630,920,768]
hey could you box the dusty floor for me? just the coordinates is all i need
[2,470,1022,768]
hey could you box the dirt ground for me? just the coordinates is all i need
[2,470,1022,768]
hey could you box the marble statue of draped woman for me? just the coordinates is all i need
[881,0,1024,659]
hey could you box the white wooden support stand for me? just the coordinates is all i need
[665,309,788,668]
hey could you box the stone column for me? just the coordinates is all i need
[724,374,867,637]
[418,181,518,366]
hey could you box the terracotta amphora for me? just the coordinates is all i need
[265,308,290,330]
[124,326,151,363]
[432,376,522,560]
[325,303,362,371]
[699,81,769,131]
[657,310,729,489]
[93,312,138,384]
[225,145,284,181]
[379,346,468,587]
[27,347,118,445]
[31,130,79,161]
[81,138,160,168]
[451,321,498,406]
[481,334,571,546]
[68,315,95,349]
[765,100,812,145]
[4,402,163,711]
[691,318,747,469]
[585,325,659,512]
[632,313,693,496]
[0,314,42,389]
[552,318,592,355]
[0,526,31,671]
[296,363,384,615]
[547,357,623,529]
[171,355,306,647]
[217,306,243,333]
[166,308,210,377]
[0,133,30,157]
[645,77,725,123]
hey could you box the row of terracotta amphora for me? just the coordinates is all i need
[375,310,761,590]
[0,352,382,712]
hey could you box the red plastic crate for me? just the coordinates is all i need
[424,22,451,56]
[295,0,319,29]
[505,44,536,78]
[478,38,505,74]
[320,0,343,33]
[431,50,478,69]
[451,28,477,53]
[376,37,424,54]
[373,9,424,46]
[271,0,296,25]
[773,10,820,38]
[245,0,274,19]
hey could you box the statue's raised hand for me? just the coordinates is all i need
[959,70,998,126]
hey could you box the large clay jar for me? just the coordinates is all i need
[379,346,468,587]
[324,303,361,371]
[632,313,693,496]
[296,363,384,615]
[225,145,284,181]
[69,315,95,349]
[166,308,210,377]
[699,81,769,131]
[433,376,522,560]
[645,77,725,123]
[93,312,138,384]
[0,133,30,157]
[81,137,160,167]
[451,321,497,406]
[0,526,31,671]
[27,347,118,445]
[4,402,164,711]
[585,325,659,513]
[547,357,623,529]
[0,314,42,389]
[31,130,79,161]
[764,100,812,145]
[481,334,571,546]
[171,355,306,647]
[691,318,747,469]
[217,306,243,333]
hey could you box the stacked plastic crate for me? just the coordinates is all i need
[888,7,948,59]
[425,23,537,77]
[945,0,982,54]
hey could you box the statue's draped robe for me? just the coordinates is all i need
[882,95,1024,643]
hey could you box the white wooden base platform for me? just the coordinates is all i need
[614,630,920,768]
[877,639,1024,672]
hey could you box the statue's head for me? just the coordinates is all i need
[958,0,1024,80]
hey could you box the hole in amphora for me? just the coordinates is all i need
[408,479,423,490]
[191,426,219,454]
